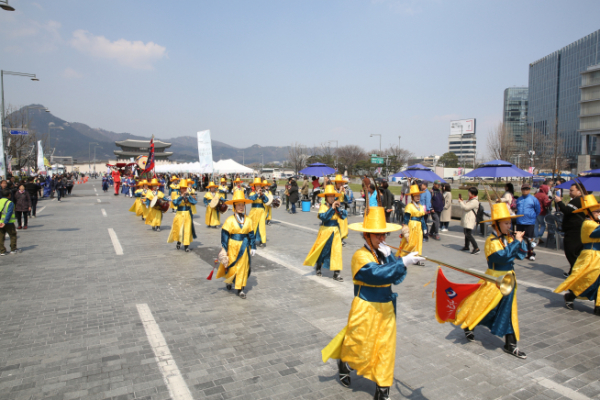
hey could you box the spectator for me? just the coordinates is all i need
[515,183,541,261]
[420,182,432,242]
[24,177,42,218]
[555,184,585,276]
[0,188,17,255]
[301,176,310,201]
[534,184,552,244]
[66,175,74,195]
[498,183,516,215]
[367,183,378,207]
[0,179,11,200]
[288,180,299,214]
[284,178,292,211]
[311,176,321,207]
[401,179,410,205]
[379,181,394,223]
[458,187,480,255]
[269,178,277,196]
[13,184,31,229]
[429,180,444,240]
[55,175,65,201]
[440,183,452,231]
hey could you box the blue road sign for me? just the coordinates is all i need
[10,129,29,136]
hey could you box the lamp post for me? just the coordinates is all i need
[93,145,101,173]
[370,134,381,152]
[0,0,15,11]
[238,149,244,165]
[89,142,99,173]
[398,136,401,148]
[327,140,338,169]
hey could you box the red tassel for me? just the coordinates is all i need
[206,268,215,280]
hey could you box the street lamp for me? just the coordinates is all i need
[327,140,338,169]
[89,142,99,173]
[370,134,381,152]
[398,136,401,148]
[0,1,15,11]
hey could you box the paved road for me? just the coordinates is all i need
[1,180,599,400]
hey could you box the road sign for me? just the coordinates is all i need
[10,129,28,136]
[371,157,384,164]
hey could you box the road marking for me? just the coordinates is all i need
[136,304,193,400]
[439,232,562,257]
[535,378,590,400]
[97,199,101,203]
[272,219,318,233]
[94,187,97,192]
[101,209,107,217]
[96,193,99,196]
[37,206,46,215]
[108,228,123,255]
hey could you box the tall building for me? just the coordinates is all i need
[528,29,600,171]
[114,139,173,161]
[503,87,528,151]
[448,119,477,166]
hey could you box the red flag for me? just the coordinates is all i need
[206,268,215,280]
[435,268,482,323]
[142,136,155,174]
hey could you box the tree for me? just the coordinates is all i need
[335,145,367,175]
[3,104,45,172]
[487,122,516,162]
[438,152,459,168]
[287,142,306,173]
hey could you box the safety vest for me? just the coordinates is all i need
[0,198,16,224]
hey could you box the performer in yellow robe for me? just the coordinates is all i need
[232,177,244,193]
[218,177,229,200]
[167,179,198,251]
[216,190,256,299]
[184,179,197,215]
[453,203,528,359]
[555,195,600,314]
[321,207,423,399]
[129,180,148,220]
[263,179,274,225]
[333,174,349,246]
[169,176,180,212]
[203,182,221,228]
[303,185,347,281]
[395,184,426,264]
[248,177,269,247]
[145,179,166,231]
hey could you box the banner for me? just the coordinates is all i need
[37,140,45,171]
[435,268,482,323]
[197,130,214,173]
[0,130,5,178]
[142,136,155,174]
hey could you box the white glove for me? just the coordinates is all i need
[401,225,410,240]
[423,230,427,235]
[378,243,392,257]
[402,251,425,266]
[250,249,256,256]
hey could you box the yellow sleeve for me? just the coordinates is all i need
[351,248,377,279]
[582,220,600,243]
[484,235,505,259]
[146,191,155,200]
[158,192,165,199]
[204,193,212,200]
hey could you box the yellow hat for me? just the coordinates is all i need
[318,185,344,198]
[170,176,179,182]
[348,207,402,233]
[149,178,160,186]
[206,181,218,189]
[252,177,265,187]
[135,180,144,186]
[573,194,600,213]
[333,174,347,183]
[225,189,253,205]
[140,179,149,186]
[409,184,425,196]
[234,177,242,183]
[179,179,189,188]
[480,203,523,224]
[262,180,269,186]
[220,177,227,183]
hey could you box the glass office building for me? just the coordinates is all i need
[503,87,528,152]
[528,29,600,170]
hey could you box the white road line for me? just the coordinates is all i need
[136,304,193,400]
[37,206,46,215]
[101,209,107,217]
[97,199,101,203]
[94,188,97,192]
[108,228,123,255]
[96,193,99,196]
[535,377,590,400]
[439,232,562,257]
[272,219,318,233]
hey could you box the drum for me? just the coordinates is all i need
[150,196,159,209]
[265,192,274,206]
[157,198,170,213]
[272,197,281,209]
[218,199,229,213]
[209,195,221,209]
[135,155,148,170]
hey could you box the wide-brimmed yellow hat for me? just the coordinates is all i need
[179,179,189,188]
[233,177,242,184]
[135,180,144,187]
[148,178,160,186]
[206,181,218,189]
[140,179,149,186]
[251,177,266,187]
[573,194,600,213]
[409,184,425,196]
[220,177,227,183]
[333,174,347,183]
[170,176,179,181]
[480,203,522,224]
[225,189,253,205]
[349,207,402,233]
[262,180,269,186]
[318,185,344,198]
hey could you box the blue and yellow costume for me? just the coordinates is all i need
[333,175,349,240]
[169,176,180,210]
[396,185,426,257]
[555,195,600,312]
[322,207,405,395]
[218,178,228,200]
[145,180,165,229]
[248,178,269,246]
[203,181,221,227]
[304,185,347,279]
[167,179,198,249]
[128,180,148,218]
[216,190,256,296]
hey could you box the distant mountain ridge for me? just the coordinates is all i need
[16,104,289,164]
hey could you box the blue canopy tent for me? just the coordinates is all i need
[391,164,446,183]
[299,163,336,176]
[463,159,532,178]
[557,169,600,191]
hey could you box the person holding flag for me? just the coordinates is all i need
[167,179,197,252]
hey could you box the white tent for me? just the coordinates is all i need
[213,159,255,174]
[155,162,213,174]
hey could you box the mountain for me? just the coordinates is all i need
[13,104,290,164]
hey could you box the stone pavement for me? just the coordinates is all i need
[1,180,600,400]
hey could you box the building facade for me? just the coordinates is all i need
[528,29,600,171]
[114,139,173,161]
[447,133,476,166]
[503,87,528,152]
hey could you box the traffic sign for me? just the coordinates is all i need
[10,129,28,136]
[371,157,384,164]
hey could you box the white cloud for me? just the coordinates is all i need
[70,30,166,70]
[0,16,61,52]
[63,67,83,79]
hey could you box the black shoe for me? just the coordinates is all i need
[337,360,351,388]
[503,334,526,359]
[152,226,156,231]
[461,247,470,252]
[156,227,161,232]
[594,306,600,316]
[176,242,181,250]
[373,385,390,400]
[342,240,347,247]
[333,271,343,282]
[563,272,570,278]
[471,248,480,255]
[238,290,246,299]
[316,265,322,277]
[266,220,271,225]
[464,328,475,342]
[184,246,190,252]
[226,284,232,291]
[564,291,576,310]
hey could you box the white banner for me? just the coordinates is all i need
[37,140,45,171]
[197,130,214,173]
[0,129,5,178]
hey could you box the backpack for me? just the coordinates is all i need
[472,203,484,222]
[509,194,517,211]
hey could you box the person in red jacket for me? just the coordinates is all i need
[111,167,122,196]
[534,184,551,244]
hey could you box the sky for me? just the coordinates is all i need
[1,0,600,158]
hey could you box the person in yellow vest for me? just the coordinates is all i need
[167,179,198,252]
[303,185,347,281]
[321,206,423,400]
[453,203,528,359]
[216,190,256,299]
[203,181,221,228]
[333,174,350,247]
[248,178,269,247]
[263,179,274,225]
[555,194,600,314]
[145,178,166,231]
[218,177,229,200]
[129,180,147,220]
[169,176,180,213]
[395,184,427,265]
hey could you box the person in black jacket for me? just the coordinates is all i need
[378,181,394,223]
[555,184,585,276]
[24,177,42,218]
[288,180,299,214]
[429,180,444,240]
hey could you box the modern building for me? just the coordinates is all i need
[503,87,528,152]
[528,29,600,171]
[114,139,173,161]
[448,133,476,166]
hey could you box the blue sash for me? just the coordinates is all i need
[322,220,339,227]
[410,217,421,222]
[252,203,264,209]
[176,205,197,239]
[583,243,600,251]
[228,233,251,269]
[354,285,397,315]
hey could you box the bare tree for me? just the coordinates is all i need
[335,145,367,175]
[384,145,414,168]
[287,142,306,173]
[487,122,517,162]
[3,104,44,172]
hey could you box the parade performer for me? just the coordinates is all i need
[167,179,197,252]
[321,206,424,400]
[232,177,244,193]
[263,179,274,225]
[145,178,165,231]
[218,177,229,200]
[395,184,427,265]
[158,175,166,194]
[203,181,221,228]
[216,190,256,299]
[452,203,527,359]
[248,178,269,247]
[185,179,198,215]
[129,180,148,220]
[555,194,600,314]
[102,174,109,192]
[111,167,122,196]
[333,174,350,246]
[169,176,180,213]
[303,185,347,281]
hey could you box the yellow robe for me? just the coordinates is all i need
[170,183,180,209]
[216,215,255,290]
[265,204,272,221]
[303,203,345,271]
[187,188,198,214]
[555,220,600,306]
[204,192,221,226]
[337,188,349,239]
[396,202,425,257]
[167,197,197,246]
[129,188,145,216]
[144,190,165,227]
[248,191,267,244]
[218,185,228,199]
